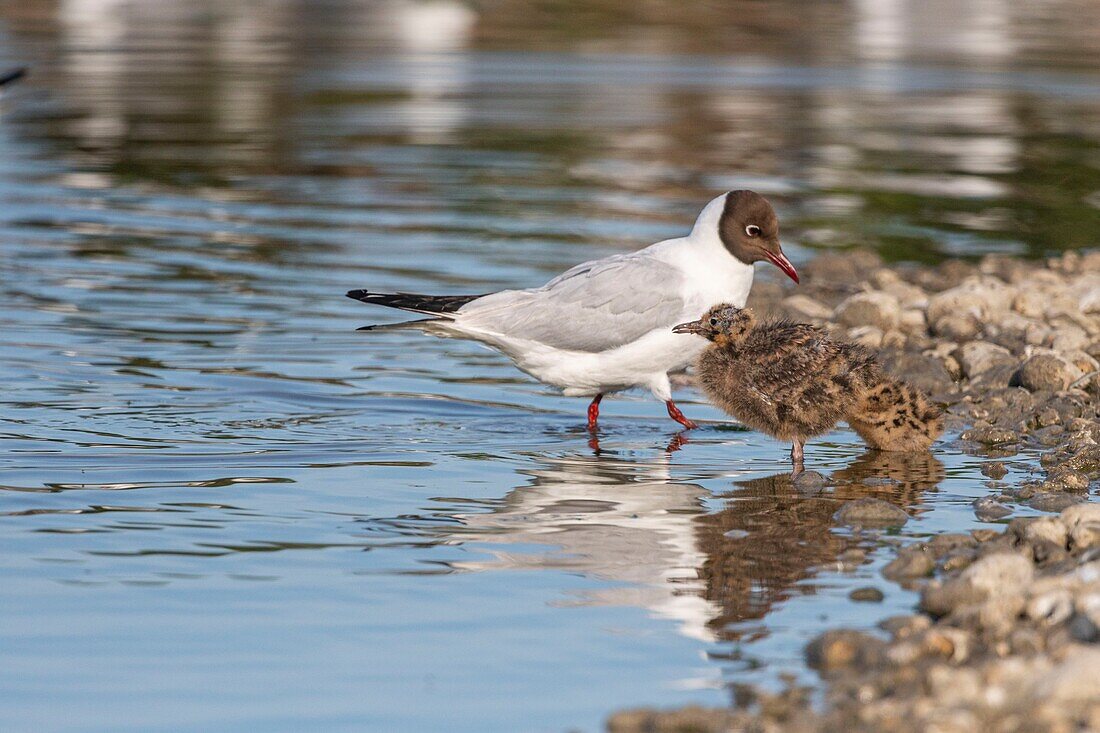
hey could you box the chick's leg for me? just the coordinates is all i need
[790,440,805,476]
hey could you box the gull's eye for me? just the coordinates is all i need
[745,224,761,238]
[709,318,718,326]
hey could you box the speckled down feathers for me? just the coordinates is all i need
[695,314,943,451]
[847,380,944,451]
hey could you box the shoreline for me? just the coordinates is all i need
[610,249,1100,732]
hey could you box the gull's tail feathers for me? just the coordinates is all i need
[345,290,486,318]
[0,67,26,87]
[356,318,444,332]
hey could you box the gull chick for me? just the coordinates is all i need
[673,304,943,470]
[347,191,798,430]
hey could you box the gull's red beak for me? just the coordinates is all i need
[764,249,799,284]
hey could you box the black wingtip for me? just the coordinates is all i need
[355,324,377,331]
[0,67,27,87]
[346,289,370,301]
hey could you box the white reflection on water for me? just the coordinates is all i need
[443,453,723,642]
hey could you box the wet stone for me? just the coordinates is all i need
[883,543,935,580]
[805,630,887,673]
[849,586,885,603]
[834,498,910,528]
[973,496,1012,521]
[1029,493,1086,513]
[792,470,827,493]
[961,425,1019,446]
[981,461,1008,480]
[1018,353,1079,392]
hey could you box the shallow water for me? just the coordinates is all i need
[1,2,1098,731]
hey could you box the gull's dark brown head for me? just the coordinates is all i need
[672,303,756,345]
[718,190,798,283]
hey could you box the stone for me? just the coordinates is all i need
[927,276,1015,326]
[792,470,827,492]
[1022,517,1069,548]
[1025,589,1074,626]
[956,341,1015,380]
[1060,503,1100,528]
[847,325,883,348]
[1080,284,1100,314]
[879,350,956,394]
[1018,354,1080,392]
[934,314,980,340]
[1013,289,1047,319]
[961,425,1019,445]
[981,461,1008,480]
[899,309,927,335]
[973,496,1012,521]
[1069,523,1100,550]
[849,586,885,603]
[1034,648,1100,703]
[835,291,901,331]
[1029,493,1085,513]
[1042,471,1090,493]
[883,544,935,580]
[834,498,910,527]
[805,630,886,672]
[781,294,833,321]
[1068,613,1100,643]
[878,614,930,639]
[922,552,1034,618]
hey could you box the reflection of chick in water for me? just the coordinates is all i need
[441,454,723,642]
[695,450,944,641]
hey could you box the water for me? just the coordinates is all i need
[1,2,1098,731]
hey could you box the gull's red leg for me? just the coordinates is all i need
[665,400,698,429]
[586,394,603,431]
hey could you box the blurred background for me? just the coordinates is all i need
[3,0,1100,262]
[0,2,1098,732]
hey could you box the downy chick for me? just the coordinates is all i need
[673,304,943,470]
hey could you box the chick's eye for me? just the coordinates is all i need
[745,225,761,237]
[709,318,718,326]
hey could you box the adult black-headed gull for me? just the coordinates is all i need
[347,190,798,430]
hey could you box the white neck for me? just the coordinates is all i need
[687,192,730,249]
[658,192,756,307]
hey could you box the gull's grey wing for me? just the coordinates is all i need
[456,254,688,353]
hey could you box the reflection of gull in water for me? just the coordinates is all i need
[440,453,723,642]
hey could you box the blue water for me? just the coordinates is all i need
[0,2,1097,730]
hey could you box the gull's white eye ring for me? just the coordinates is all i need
[745,225,761,237]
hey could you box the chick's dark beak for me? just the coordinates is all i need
[764,247,799,284]
[672,319,705,336]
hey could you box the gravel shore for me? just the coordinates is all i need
[609,250,1100,732]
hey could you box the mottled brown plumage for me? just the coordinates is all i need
[673,304,943,468]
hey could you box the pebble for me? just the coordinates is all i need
[883,543,935,580]
[781,294,832,321]
[849,586,885,603]
[804,630,886,672]
[973,496,1012,521]
[1028,493,1086,513]
[792,470,827,492]
[956,341,1014,380]
[961,425,1019,445]
[833,498,910,527]
[981,461,1008,479]
[835,291,900,331]
[1018,353,1079,392]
